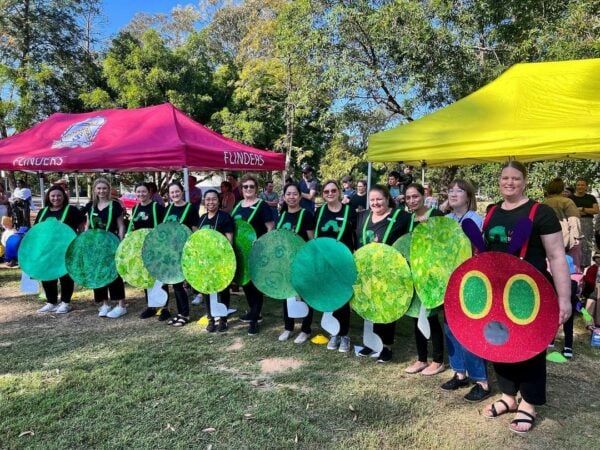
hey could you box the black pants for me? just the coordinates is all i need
[561,280,579,349]
[205,288,231,320]
[93,276,125,302]
[333,303,351,336]
[374,322,396,346]
[493,351,547,405]
[413,315,444,363]
[283,300,314,333]
[243,281,263,323]
[172,282,189,317]
[41,274,74,304]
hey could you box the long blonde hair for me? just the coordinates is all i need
[92,177,111,207]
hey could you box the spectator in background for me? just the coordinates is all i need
[146,182,165,207]
[299,165,318,211]
[0,183,9,223]
[348,179,367,213]
[260,180,279,221]
[227,173,242,203]
[341,175,355,201]
[387,171,404,209]
[399,165,414,192]
[563,186,575,198]
[570,178,599,268]
[220,181,236,214]
[424,184,438,209]
[188,175,203,205]
[11,179,33,228]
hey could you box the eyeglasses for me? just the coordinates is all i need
[242,184,256,190]
[323,189,338,195]
[448,188,465,194]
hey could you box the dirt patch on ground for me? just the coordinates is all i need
[259,357,303,375]
[226,338,243,351]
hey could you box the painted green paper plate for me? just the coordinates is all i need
[351,243,413,323]
[115,229,155,288]
[410,217,472,309]
[392,233,412,261]
[18,219,76,281]
[233,219,257,286]
[142,222,192,284]
[66,229,120,288]
[249,229,306,299]
[291,237,357,312]
[182,229,236,293]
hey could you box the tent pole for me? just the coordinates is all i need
[366,162,372,210]
[74,174,80,205]
[421,167,425,184]
[38,172,45,208]
[183,166,190,202]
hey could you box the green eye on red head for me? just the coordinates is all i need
[503,274,540,325]
[459,270,492,319]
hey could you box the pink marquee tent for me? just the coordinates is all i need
[0,103,285,172]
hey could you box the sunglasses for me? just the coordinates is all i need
[323,189,338,195]
[242,184,256,189]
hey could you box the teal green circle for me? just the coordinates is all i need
[350,243,413,323]
[142,222,192,284]
[291,237,357,312]
[463,275,488,315]
[249,229,306,299]
[182,229,236,293]
[233,219,257,286]
[18,219,76,281]
[66,229,120,288]
[508,279,535,320]
[115,229,155,288]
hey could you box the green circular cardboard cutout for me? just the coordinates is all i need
[249,229,306,299]
[66,229,120,288]
[392,233,412,261]
[115,229,155,288]
[18,219,76,281]
[142,222,192,284]
[350,243,413,323]
[182,229,236,293]
[233,219,257,286]
[410,217,472,309]
[405,292,438,318]
[291,237,357,312]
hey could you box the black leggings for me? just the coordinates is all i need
[172,282,189,317]
[374,322,396,346]
[243,281,263,323]
[413,315,444,363]
[93,276,125,302]
[283,301,314,333]
[41,274,74,304]
[561,280,579,349]
[205,288,231,320]
[333,303,351,336]
[494,352,547,405]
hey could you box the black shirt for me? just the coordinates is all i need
[232,200,273,238]
[276,208,315,241]
[314,203,356,251]
[34,205,85,232]
[356,208,411,248]
[163,202,199,230]
[129,202,166,231]
[349,193,367,212]
[198,210,234,236]
[83,200,123,235]
[570,193,598,218]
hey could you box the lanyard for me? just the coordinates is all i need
[164,202,191,224]
[232,199,263,223]
[409,208,433,232]
[277,209,305,234]
[127,202,158,233]
[89,201,113,231]
[39,205,70,223]
[199,211,220,230]
[361,209,401,245]
[314,204,349,240]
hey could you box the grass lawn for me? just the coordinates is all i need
[1,267,599,449]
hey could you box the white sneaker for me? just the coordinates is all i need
[278,330,293,341]
[98,304,111,317]
[191,294,203,305]
[338,336,351,353]
[55,302,72,314]
[327,335,340,350]
[38,303,58,313]
[294,332,310,344]
[107,305,127,318]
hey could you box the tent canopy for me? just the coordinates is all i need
[368,58,600,167]
[0,103,285,172]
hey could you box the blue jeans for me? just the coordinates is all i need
[444,322,488,381]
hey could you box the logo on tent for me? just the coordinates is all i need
[52,116,106,149]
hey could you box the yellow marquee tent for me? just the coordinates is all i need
[367,58,600,167]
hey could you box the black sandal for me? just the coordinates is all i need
[171,315,189,327]
[484,399,517,419]
[510,410,536,434]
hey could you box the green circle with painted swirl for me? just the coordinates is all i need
[350,243,413,323]
[410,217,472,309]
[115,229,155,288]
[233,219,257,286]
[182,229,236,293]
[19,219,76,281]
[66,229,120,288]
[142,222,192,284]
[249,229,306,299]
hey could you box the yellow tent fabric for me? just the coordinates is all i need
[368,59,600,166]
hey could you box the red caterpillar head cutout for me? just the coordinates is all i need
[444,252,558,363]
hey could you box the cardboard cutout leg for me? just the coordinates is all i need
[417,303,431,339]
[21,272,39,294]
[363,320,384,354]
[287,296,309,318]
[209,292,228,318]
[321,312,340,336]
[148,281,168,307]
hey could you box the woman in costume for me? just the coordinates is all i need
[482,161,571,434]
[315,180,356,353]
[35,185,85,314]
[356,184,411,363]
[84,178,127,318]
[231,174,275,335]
[162,181,199,327]
[276,183,315,344]
[403,183,446,375]
[129,182,166,319]
[198,189,235,332]
[440,179,491,401]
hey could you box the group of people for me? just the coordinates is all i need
[10,160,594,435]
